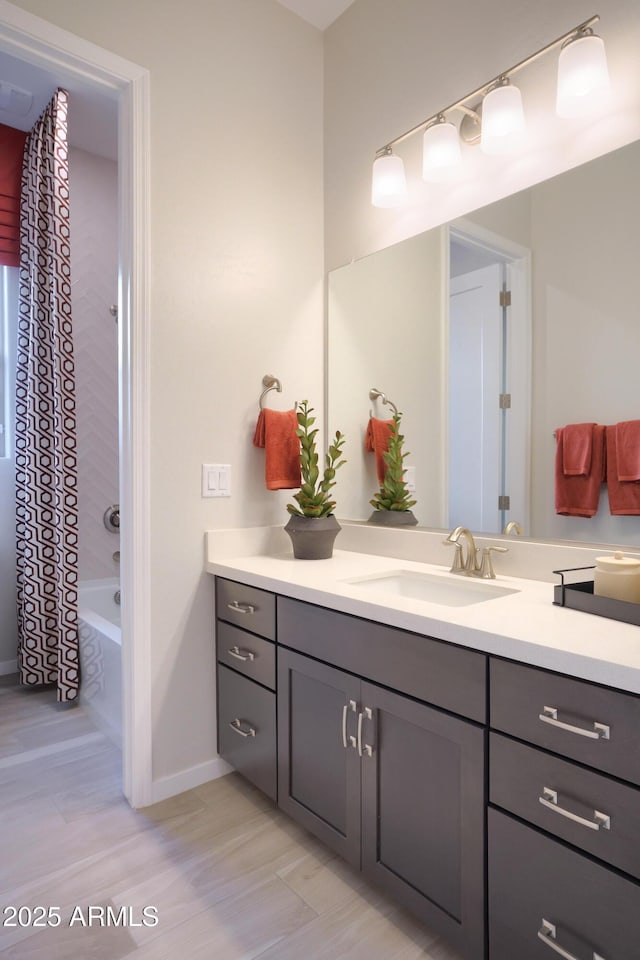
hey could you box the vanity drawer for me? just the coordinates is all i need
[217,664,276,801]
[490,732,640,881]
[278,596,486,722]
[216,621,275,690]
[490,658,640,785]
[489,808,640,960]
[216,577,275,640]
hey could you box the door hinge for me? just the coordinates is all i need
[499,393,511,409]
[498,495,511,510]
[499,289,511,308]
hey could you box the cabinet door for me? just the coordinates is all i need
[489,808,640,960]
[277,648,361,868]
[361,682,486,960]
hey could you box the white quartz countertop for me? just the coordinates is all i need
[205,539,640,695]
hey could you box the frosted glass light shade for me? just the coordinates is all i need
[480,82,525,155]
[422,121,462,182]
[371,152,407,208]
[556,34,610,118]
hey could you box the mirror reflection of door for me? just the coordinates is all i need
[448,227,531,535]
[449,263,503,532]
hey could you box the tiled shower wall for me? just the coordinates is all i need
[69,147,119,583]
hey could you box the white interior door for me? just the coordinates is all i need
[449,263,503,532]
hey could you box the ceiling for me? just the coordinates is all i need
[0,47,118,160]
[275,0,355,31]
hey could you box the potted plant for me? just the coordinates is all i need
[368,412,418,525]
[285,400,346,559]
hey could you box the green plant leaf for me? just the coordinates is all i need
[286,402,347,518]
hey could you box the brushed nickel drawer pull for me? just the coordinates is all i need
[342,700,357,749]
[539,706,610,741]
[227,645,255,662]
[227,600,256,615]
[538,919,605,960]
[539,787,611,831]
[229,718,256,738]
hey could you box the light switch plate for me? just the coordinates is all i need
[202,463,231,497]
[404,465,416,492]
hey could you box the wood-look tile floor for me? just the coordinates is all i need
[0,676,465,960]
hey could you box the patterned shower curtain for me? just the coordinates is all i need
[16,89,80,702]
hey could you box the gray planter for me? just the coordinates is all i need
[284,514,341,560]
[367,509,418,526]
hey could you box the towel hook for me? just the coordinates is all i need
[259,374,282,410]
[369,387,399,418]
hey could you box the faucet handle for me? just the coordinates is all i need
[442,539,465,573]
[478,545,508,579]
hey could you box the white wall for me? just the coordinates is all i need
[324,0,640,271]
[7,0,324,788]
[328,228,445,523]
[70,147,119,583]
[530,141,640,545]
[0,267,17,672]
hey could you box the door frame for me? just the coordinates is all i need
[0,1,152,807]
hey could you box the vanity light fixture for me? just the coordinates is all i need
[371,14,609,207]
[556,27,610,118]
[422,115,463,182]
[479,78,526,155]
[371,145,408,207]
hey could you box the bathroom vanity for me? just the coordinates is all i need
[209,540,640,960]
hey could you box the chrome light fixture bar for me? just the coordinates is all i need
[371,14,609,207]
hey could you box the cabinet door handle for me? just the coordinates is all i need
[539,787,611,832]
[538,919,606,960]
[357,707,374,758]
[342,700,357,749]
[227,645,255,662]
[229,718,256,738]
[539,706,610,741]
[227,600,256,615]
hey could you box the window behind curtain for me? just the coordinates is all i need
[0,265,17,459]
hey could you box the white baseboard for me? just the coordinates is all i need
[149,756,233,806]
[0,660,17,676]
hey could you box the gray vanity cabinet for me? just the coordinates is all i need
[277,645,486,959]
[488,659,640,960]
[215,578,277,802]
[360,680,485,959]
[215,574,640,959]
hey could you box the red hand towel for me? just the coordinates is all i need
[253,409,301,491]
[615,420,640,482]
[555,425,605,517]
[365,417,394,485]
[606,425,640,515]
[561,422,596,476]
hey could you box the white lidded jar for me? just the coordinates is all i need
[594,551,640,603]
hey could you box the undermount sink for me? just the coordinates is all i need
[344,569,520,607]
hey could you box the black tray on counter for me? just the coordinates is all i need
[553,566,640,627]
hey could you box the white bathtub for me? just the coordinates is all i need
[78,578,122,748]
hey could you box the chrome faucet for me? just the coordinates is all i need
[443,526,480,575]
[503,520,523,536]
[443,526,508,579]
